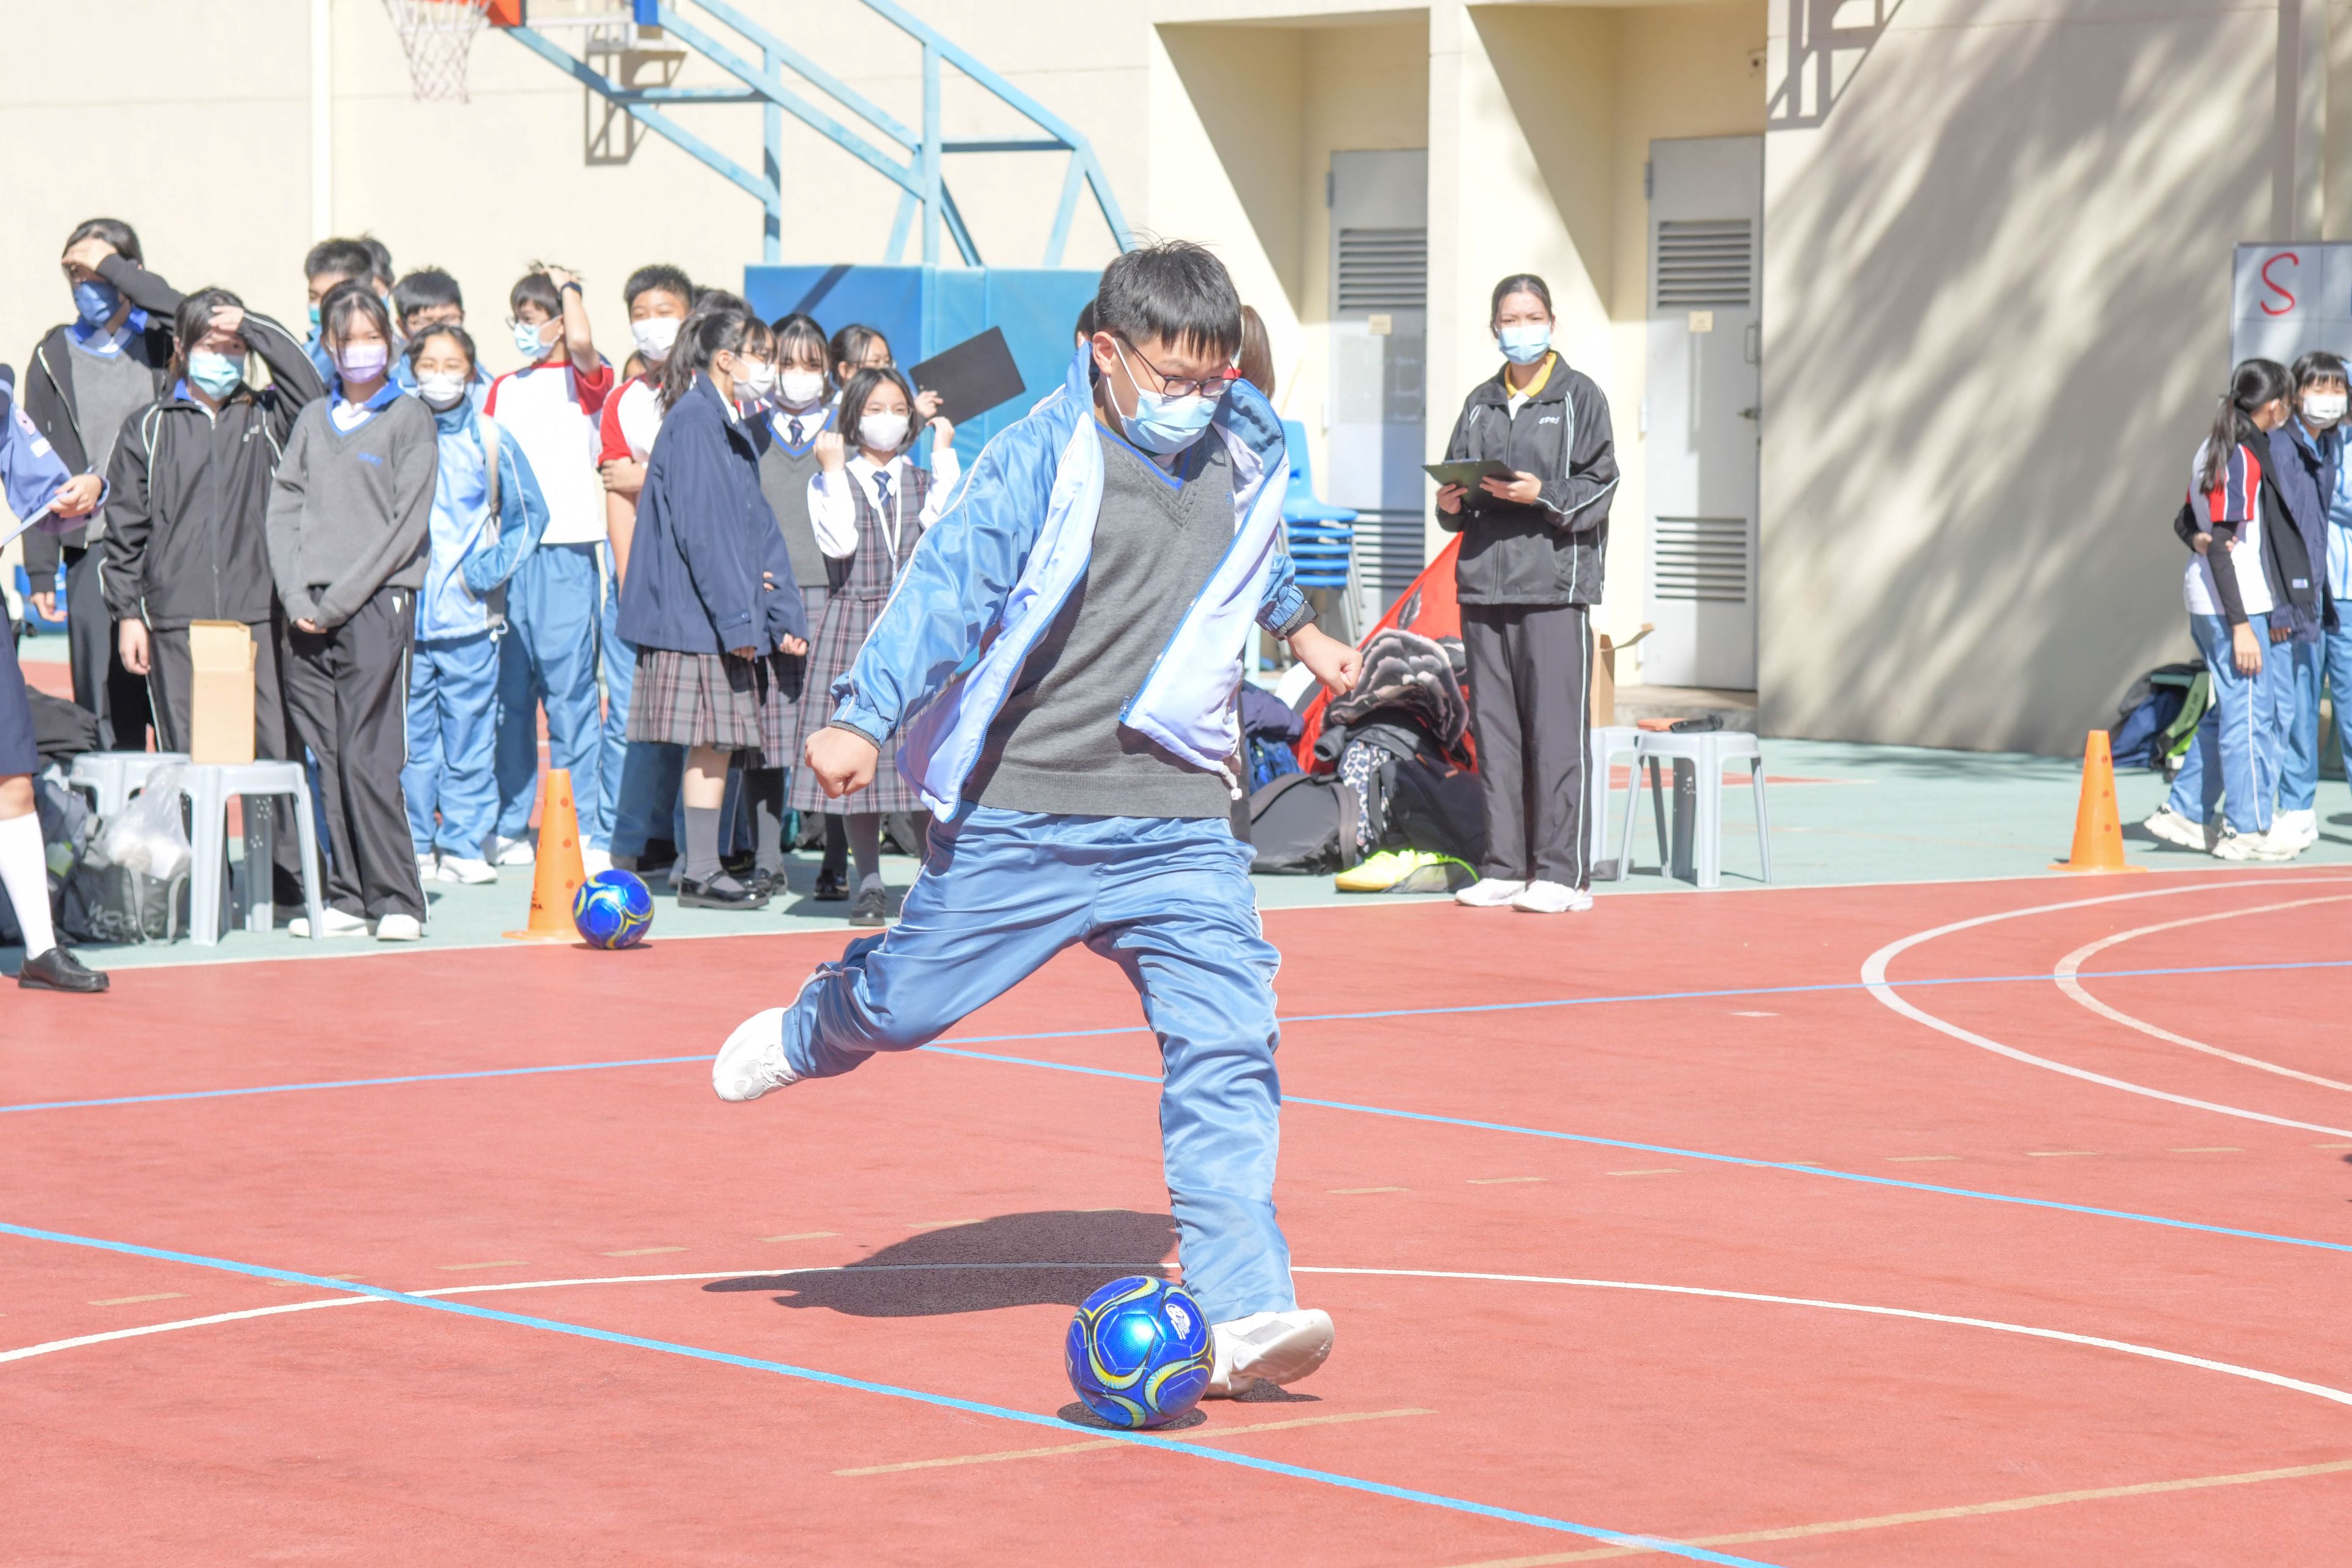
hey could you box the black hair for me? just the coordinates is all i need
[660,301,770,412]
[1488,273,1553,328]
[360,235,394,290]
[829,323,890,387]
[391,268,463,327]
[319,277,394,356]
[625,263,696,311]
[2291,350,2348,393]
[1237,304,1275,401]
[837,365,919,453]
[1072,299,1097,343]
[168,287,244,379]
[64,217,142,266]
[405,321,480,376]
[693,286,748,314]
[2199,358,2293,495]
[304,237,377,286]
[769,312,829,372]
[509,269,563,320]
[1091,241,1242,361]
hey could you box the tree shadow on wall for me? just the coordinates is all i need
[701,1209,1178,1319]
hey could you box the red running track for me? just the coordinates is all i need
[5,867,2352,1564]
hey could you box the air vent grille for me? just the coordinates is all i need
[1651,516,1749,603]
[1337,228,1428,312]
[1654,220,1754,309]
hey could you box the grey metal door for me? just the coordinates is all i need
[1644,135,1762,689]
[1327,148,1428,629]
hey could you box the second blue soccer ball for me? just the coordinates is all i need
[1064,1275,1212,1430]
[571,869,654,949]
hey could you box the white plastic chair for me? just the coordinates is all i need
[67,752,190,816]
[1588,725,1642,881]
[173,761,328,945]
[1613,729,1773,889]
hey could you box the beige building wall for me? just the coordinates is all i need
[1761,0,2313,753]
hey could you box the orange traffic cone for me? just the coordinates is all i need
[2051,730,2146,873]
[503,767,589,940]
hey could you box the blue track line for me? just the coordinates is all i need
[0,1220,1779,1567]
[9,956,2348,1117]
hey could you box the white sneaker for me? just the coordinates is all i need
[2213,829,2296,862]
[2273,807,2320,851]
[2142,806,2217,851]
[580,846,612,876]
[416,850,443,883]
[290,907,369,938]
[374,912,424,941]
[1510,879,1593,913]
[1454,877,1525,908]
[713,1006,801,1102]
[487,832,535,868]
[439,856,497,885]
[1205,1308,1334,1396]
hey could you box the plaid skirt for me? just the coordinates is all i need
[790,589,923,813]
[630,647,802,756]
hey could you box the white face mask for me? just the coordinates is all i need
[2304,391,2348,426]
[778,368,826,408]
[631,315,682,364]
[416,371,469,411]
[733,356,776,401]
[859,411,910,452]
[511,318,554,361]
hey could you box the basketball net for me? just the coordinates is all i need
[383,0,491,102]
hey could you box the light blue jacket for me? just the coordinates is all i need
[420,400,548,640]
[831,346,1313,816]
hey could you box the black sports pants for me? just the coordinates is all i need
[281,587,426,921]
[1461,601,1592,889]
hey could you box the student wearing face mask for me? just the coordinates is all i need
[1436,273,1619,915]
[827,322,944,426]
[791,364,958,925]
[24,217,171,750]
[265,281,436,940]
[484,265,617,872]
[301,238,382,387]
[2145,360,2304,861]
[2262,352,2346,853]
[388,269,486,410]
[102,286,323,905]
[748,311,845,899]
[714,244,1361,1403]
[401,323,550,888]
[616,304,809,910]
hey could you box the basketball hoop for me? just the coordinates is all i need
[383,0,492,102]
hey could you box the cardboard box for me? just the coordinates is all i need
[187,620,256,766]
[1591,624,1654,728]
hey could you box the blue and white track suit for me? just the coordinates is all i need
[777,348,1315,1322]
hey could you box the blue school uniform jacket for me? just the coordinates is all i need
[1,366,88,538]
[616,374,809,657]
[829,346,1313,817]
[422,399,549,639]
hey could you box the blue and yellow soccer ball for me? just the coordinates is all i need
[1064,1275,1212,1430]
[571,869,654,949]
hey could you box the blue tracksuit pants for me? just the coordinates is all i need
[2279,626,2352,812]
[2166,612,2293,832]
[778,808,1295,1323]
[403,631,500,858]
[494,541,630,848]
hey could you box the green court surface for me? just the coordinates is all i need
[25,736,2352,973]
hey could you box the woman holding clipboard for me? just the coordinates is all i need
[1431,273,1619,914]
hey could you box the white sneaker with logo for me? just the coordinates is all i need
[1205,1308,1335,1396]
[1510,880,1593,913]
[1454,877,1525,908]
[2141,805,2217,851]
[713,1006,802,1102]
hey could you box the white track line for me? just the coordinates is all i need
[7,1262,2348,1417]
[2052,895,2352,1094]
[1860,878,2352,1139]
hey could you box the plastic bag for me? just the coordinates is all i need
[98,764,191,883]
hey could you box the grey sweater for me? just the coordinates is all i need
[265,395,435,629]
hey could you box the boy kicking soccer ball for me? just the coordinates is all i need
[714,242,1362,1397]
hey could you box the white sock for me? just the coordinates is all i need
[0,810,56,959]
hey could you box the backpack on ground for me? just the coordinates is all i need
[2109,661,2206,770]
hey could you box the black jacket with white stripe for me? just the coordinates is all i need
[1438,356,1618,607]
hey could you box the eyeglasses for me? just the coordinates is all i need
[1117,339,1235,402]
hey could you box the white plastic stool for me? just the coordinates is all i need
[67,752,190,816]
[1614,730,1773,889]
[1588,725,1641,881]
[174,761,327,945]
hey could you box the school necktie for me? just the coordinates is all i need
[872,470,893,514]
[788,417,804,445]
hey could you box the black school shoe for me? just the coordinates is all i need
[850,880,889,927]
[18,947,109,993]
[813,867,848,902]
[678,875,771,911]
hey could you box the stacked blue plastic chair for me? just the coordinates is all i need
[1280,420,1359,646]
